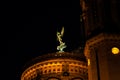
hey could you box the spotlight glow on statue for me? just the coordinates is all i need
[57,27,67,52]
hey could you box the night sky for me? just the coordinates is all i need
[5,1,85,80]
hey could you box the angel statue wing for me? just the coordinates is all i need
[57,26,64,41]
[56,26,67,52]
[61,26,64,37]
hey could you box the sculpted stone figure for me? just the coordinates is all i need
[57,27,67,52]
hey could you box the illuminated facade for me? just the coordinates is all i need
[84,33,120,80]
[21,52,88,80]
[80,0,120,80]
[21,0,120,80]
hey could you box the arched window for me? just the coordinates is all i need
[57,68,60,71]
[48,69,51,73]
[44,70,47,73]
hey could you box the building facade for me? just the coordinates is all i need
[21,0,120,80]
[80,0,120,80]
[84,33,120,80]
[21,52,88,80]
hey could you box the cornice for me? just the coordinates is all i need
[84,33,120,58]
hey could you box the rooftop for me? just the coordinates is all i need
[22,52,86,71]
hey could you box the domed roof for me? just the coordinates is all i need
[23,52,86,70]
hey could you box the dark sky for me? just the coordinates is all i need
[5,1,85,80]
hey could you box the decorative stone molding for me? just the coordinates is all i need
[21,52,88,80]
[84,33,120,59]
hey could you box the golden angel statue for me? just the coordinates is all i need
[57,27,67,52]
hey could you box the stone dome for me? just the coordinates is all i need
[21,52,88,80]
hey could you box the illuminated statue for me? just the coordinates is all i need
[57,27,67,52]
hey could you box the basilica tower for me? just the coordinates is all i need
[80,0,120,80]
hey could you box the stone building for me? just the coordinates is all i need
[80,0,120,80]
[21,0,120,80]
[21,52,88,80]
